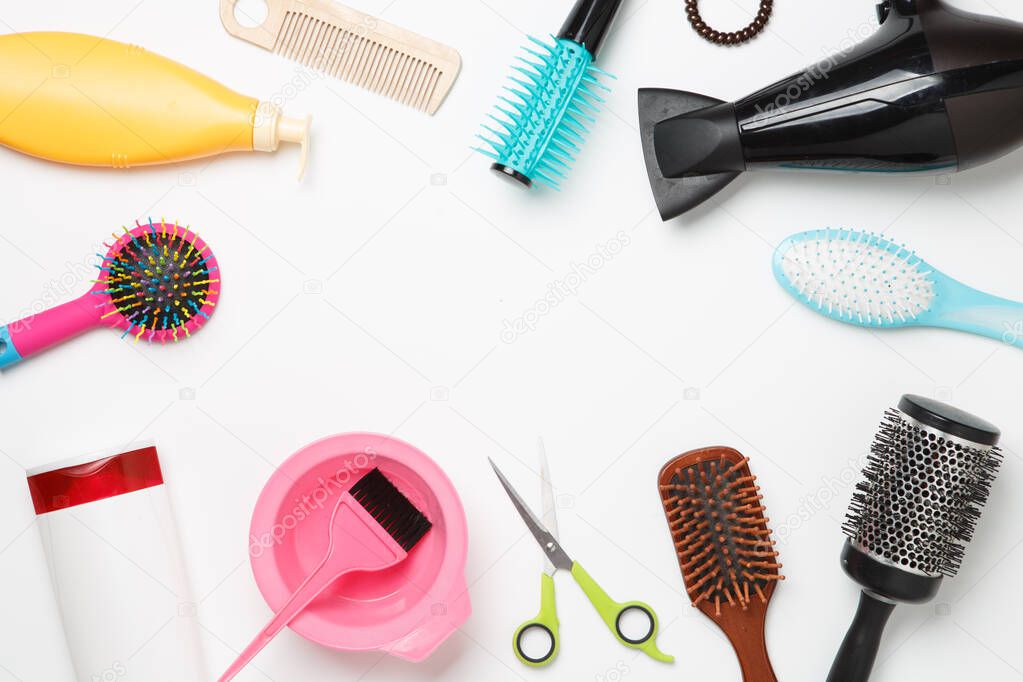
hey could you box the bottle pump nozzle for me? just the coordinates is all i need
[253,104,312,180]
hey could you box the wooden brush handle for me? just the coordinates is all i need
[727,617,777,682]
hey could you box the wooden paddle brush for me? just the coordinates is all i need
[658,446,784,681]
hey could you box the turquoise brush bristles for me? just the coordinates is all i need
[475,35,614,190]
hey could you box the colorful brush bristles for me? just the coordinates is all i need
[659,453,783,618]
[475,35,613,189]
[93,218,220,344]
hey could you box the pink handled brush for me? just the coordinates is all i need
[0,218,219,368]
[219,468,433,681]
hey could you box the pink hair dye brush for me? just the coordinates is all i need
[248,434,469,662]
[219,467,433,681]
[0,219,219,368]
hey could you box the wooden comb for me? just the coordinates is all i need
[220,0,461,114]
[658,446,784,682]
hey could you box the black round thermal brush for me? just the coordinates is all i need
[827,395,1002,682]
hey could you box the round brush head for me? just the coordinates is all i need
[659,447,784,618]
[773,229,936,328]
[93,219,220,343]
[474,36,613,190]
[841,395,1001,602]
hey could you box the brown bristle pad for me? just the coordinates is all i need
[658,447,783,618]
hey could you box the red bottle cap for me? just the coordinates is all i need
[27,446,164,515]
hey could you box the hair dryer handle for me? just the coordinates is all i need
[826,591,896,682]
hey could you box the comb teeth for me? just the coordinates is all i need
[271,10,451,113]
[659,454,782,618]
[475,35,613,189]
[843,409,1002,578]
[350,468,432,552]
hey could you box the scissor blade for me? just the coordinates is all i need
[538,438,558,575]
[538,438,558,541]
[489,458,574,572]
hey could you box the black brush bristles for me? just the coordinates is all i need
[659,454,783,617]
[350,468,432,552]
[843,409,1003,578]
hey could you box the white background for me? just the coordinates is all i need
[2,0,1023,680]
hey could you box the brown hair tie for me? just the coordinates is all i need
[685,0,774,45]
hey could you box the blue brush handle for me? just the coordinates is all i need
[930,276,1023,348]
[0,325,24,369]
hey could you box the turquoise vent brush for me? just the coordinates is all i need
[773,229,1023,348]
[475,0,621,189]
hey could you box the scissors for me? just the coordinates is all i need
[489,443,674,667]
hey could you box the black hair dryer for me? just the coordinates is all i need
[640,0,1023,220]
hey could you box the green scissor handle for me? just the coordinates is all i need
[513,572,560,666]
[570,562,675,664]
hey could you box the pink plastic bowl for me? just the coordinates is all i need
[248,433,470,661]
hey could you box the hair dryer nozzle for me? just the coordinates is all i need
[639,88,742,221]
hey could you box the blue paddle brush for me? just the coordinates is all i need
[773,229,1023,348]
[475,0,622,189]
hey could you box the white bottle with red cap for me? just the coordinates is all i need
[27,443,208,682]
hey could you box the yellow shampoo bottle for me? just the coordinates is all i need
[0,32,310,176]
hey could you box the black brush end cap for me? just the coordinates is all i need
[490,163,532,188]
[899,395,1001,446]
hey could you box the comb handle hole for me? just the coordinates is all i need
[234,0,269,28]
